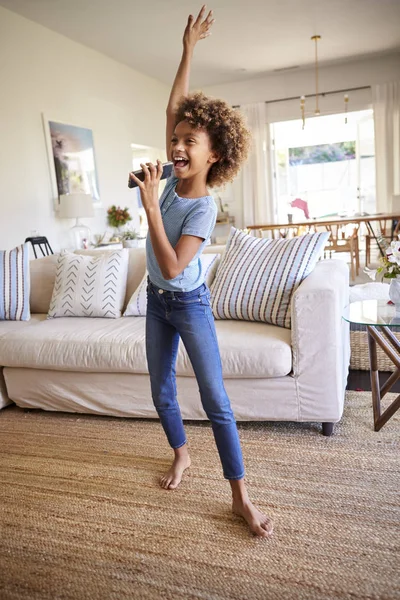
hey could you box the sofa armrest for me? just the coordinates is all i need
[291,259,350,422]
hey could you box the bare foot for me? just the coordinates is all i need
[232,499,273,538]
[160,454,191,490]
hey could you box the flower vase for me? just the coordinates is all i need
[111,228,122,242]
[389,276,400,315]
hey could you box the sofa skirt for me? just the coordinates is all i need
[2,367,341,423]
[0,367,11,409]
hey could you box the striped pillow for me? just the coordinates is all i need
[210,227,329,329]
[0,243,30,321]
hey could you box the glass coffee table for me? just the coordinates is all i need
[343,300,400,431]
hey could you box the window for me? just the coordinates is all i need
[271,110,375,222]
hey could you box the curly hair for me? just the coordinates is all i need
[174,92,251,188]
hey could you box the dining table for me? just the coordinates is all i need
[246,212,400,257]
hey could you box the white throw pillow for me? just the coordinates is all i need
[210,227,329,329]
[124,253,220,317]
[349,282,390,303]
[47,249,129,318]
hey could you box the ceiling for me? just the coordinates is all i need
[2,0,400,87]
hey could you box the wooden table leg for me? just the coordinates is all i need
[367,326,400,431]
[367,327,381,429]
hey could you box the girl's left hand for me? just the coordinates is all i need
[129,160,163,212]
[183,5,214,51]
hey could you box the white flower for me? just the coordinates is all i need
[389,241,400,265]
[364,266,378,281]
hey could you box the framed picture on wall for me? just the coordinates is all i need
[42,114,101,208]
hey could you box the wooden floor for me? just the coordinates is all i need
[347,369,400,392]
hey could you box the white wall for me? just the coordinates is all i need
[202,52,400,229]
[0,6,169,252]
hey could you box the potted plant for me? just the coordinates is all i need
[365,239,400,314]
[122,228,139,248]
[107,205,132,241]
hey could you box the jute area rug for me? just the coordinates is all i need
[0,391,399,600]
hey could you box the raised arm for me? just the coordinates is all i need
[166,5,214,160]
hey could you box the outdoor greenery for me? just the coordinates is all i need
[289,141,356,166]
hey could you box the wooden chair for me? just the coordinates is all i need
[257,225,302,240]
[323,223,360,281]
[365,219,400,266]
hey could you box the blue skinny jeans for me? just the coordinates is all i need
[145,277,245,480]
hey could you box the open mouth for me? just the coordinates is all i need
[173,157,189,171]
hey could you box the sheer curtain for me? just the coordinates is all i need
[372,82,400,213]
[239,103,274,230]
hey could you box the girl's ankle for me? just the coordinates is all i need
[173,443,189,459]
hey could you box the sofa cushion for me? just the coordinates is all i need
[210,227,329,329]
[0,243,30,321]
[123,254,220,317]
[30,254,59,313]
[48,250,129,318]
[0,317,292,378]
[0,314,47,340]
[27,245,227,316]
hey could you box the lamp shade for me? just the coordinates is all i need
[59,194,94,219]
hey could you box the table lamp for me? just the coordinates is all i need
[59,193,94,249]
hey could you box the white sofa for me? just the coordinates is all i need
[0,245,350,435]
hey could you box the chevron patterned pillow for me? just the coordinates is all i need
[47,249,129,319]
[210,227,330,329]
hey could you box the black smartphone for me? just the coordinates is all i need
[128,161,174,188]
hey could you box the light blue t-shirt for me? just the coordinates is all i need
[146,174,217,292]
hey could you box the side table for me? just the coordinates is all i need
[343,300,400,431]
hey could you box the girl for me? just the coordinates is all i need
[129,5,273,539]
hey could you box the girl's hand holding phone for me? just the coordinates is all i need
[129,161,163,212]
